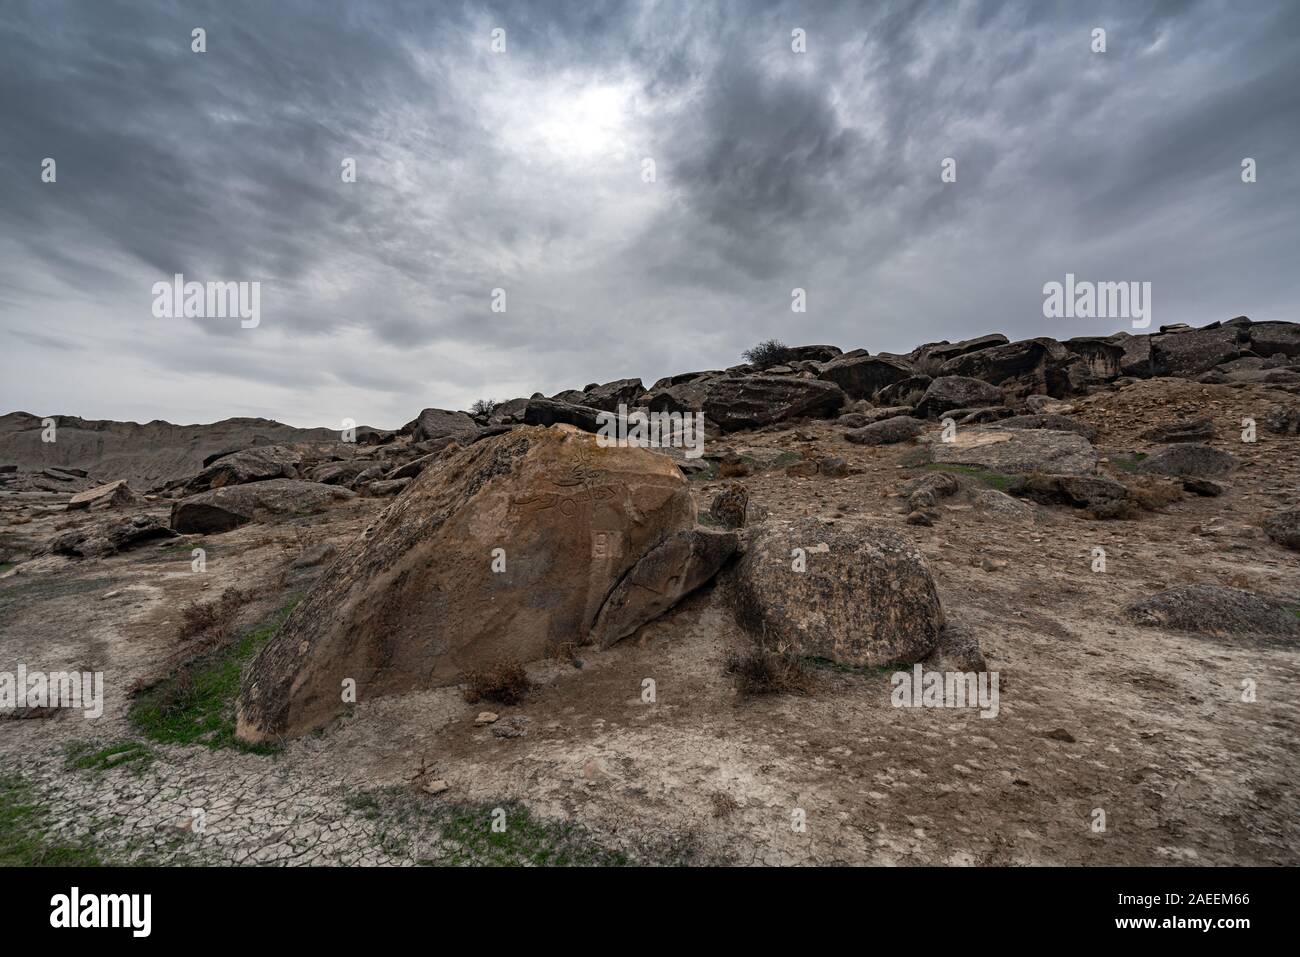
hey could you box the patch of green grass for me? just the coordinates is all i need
[354,788,630,866]
[129,598,298,753]
[921,462,1016,491]
[771,451,803,468]
[65,740,154,774]
[0,775,103,866]
[1111,452,1149,473]
[688,462,718,481]
[0,563,13,575]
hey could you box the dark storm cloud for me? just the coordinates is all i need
[1,0,1297,427]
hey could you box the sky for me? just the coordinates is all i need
[1,0,1297,429]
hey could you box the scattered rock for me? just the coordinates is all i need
[66,479,137,511]
[1137,444,1238,478]
[49,515,178,558]
[727,517,943,668]
[1139,419,1216,443]
[1262,508,1300,550]
[1124,585,1300,638]
[844,416,925,446]
[185,446,303,492]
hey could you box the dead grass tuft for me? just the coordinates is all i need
[724,643,813,697]
[461,656,533,705]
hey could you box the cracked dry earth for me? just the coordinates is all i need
[2,377,1298,866]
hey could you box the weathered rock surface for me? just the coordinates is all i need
[1124,585,1300,639]
[1137,444,1238,477]
[591,528,738,648]
[171,479,349,534]
[1008,473,1131,514]
[727,517,943,667]
[1139,419,1215,443]
[236,426,700,741]
[926,428,1098,476]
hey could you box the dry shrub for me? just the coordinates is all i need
[461,656,532,705]
[1126,474,1185,511]
[710,792,740,818]
[545,640,582,667]
[724,643,813,697]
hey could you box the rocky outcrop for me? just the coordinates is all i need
[236,426,706,742]
[993,414,1098,441]
[649,376,845,431]
[727,517,943,667]
[171,479,350,534]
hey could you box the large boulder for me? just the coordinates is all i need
[1149,325,1247,377]
[1137,444,1238,477]
[171,479,349,534]
[408,408,479,445]
[1124,585,1299,639]
[185,446,303,492]
[915,376,1004,418]
[816,355,914,400]
[66,479,137,511]
[727,517,943,667]
[1062,337,1125,386]
[649,376,844,431]
[236,426,702,741]
[925,428,1098,476]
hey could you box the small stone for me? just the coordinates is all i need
[474,711,499,725]
[1041,728,1076,743]
[424,779,450,795]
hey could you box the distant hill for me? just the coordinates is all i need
[0,412,385,489]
